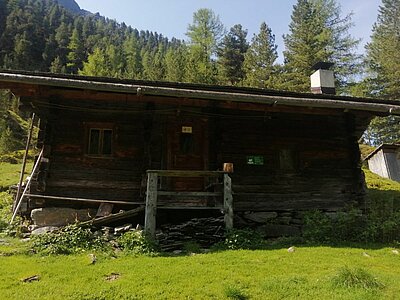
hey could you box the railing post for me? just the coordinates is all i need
[223,173,233,230]
[144,172,158,238]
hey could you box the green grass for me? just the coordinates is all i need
[364,167,400,213]
[0,245,399,299]
[332,266,385,290]
[364,167,400,191]
[0,153,399,299]
[0,161,33,191]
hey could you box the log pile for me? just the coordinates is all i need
[156,217,225,251]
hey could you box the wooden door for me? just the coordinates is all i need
[167,116,208,191]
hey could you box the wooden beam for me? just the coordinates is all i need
[25,194,144,205]
[11,149,43,223]
[14,113,35,212]
[157,206,223,210]
[157,191,222,197]
[147,170,227,177]
[144,172,158,238]
[81,206,145,227]
[223,174,234,230]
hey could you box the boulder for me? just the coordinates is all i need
[31,226,59,235]
[31,207,96,227]
[243,212,278,224]
[257,224,301,238]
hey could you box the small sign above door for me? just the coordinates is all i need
[182,126,193,133]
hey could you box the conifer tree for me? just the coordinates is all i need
[0,0,7,66]
[243,22,278,88]
[363,0,400,144]
[123,33,142,79]
[185,8,225,84]
[50,56,66,73]
[217,24,249,85]
[66,28,85,73]
[283,0,360,92]
[366,0,400,99]
[79,47,108,77]
[164,44,187,82]
[54,22,71,71]
[142,44,166,81]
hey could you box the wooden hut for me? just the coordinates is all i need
[1,70,400,236]
[365,144,400,182]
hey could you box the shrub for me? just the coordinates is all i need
[302,209,366,244]
[0,192,13,232]
[224,228,264,250]
[332,266,384,289]
[302,210,333,243]
[117,230,158,255]
[364,189,400,243]
[183,241,201,253]
[31,224,107,255]
[0,150,36,163]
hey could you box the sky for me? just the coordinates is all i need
[76,0,381,61]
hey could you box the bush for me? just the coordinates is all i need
[0,150,36,163]
[183,241,201,253]
[117,230,158,255]
[31,224,107,255]
[302,209,366,244]
[302,210,333,243]
[0,192,13,232]
[224,228,264,250]
[332,266,384,289]
[364,189,400,243]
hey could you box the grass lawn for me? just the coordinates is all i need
[0,242,399,300]
[0,158,400,299]
[0,162,33,191]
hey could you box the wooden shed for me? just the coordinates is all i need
[1,70,400,236]
[365,144,400,182]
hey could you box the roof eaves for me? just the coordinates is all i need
[1,71,400,115]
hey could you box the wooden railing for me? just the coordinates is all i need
[144,170,233,237]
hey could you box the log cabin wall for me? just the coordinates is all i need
[31,97,164,207]
[212,109,364,212]
[28,94,365,216]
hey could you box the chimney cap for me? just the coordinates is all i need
[312,62,334,71]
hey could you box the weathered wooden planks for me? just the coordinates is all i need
[23,90,365,217]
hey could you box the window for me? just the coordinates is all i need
[180,133,194,154]
[88,128,113,156]
[279,149,297,171]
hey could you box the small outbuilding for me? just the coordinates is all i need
[1,69,400,237]
[365,144,400,182]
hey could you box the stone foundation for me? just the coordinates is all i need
[31,207,97,227]
[235,210,305,237]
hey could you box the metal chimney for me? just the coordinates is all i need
[310,62,335,95]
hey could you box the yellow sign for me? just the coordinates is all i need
[182,126,193,133]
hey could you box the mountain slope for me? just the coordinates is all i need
[54,0,90,15]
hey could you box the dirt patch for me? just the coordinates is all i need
[105,272,120,281]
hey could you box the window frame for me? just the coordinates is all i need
[85,123,115,158]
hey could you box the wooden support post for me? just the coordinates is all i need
[11,149,43,224]
[144,172,158,238]
[223,174,233,230]
[14,113,35,213]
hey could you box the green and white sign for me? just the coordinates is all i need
[246,156,264,165]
